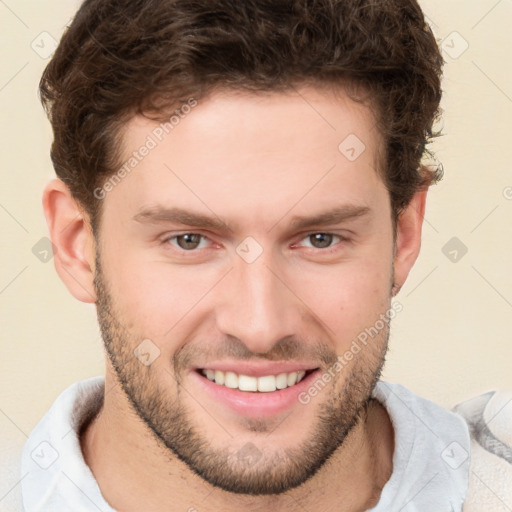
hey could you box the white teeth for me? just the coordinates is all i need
[276,373,289,389]
[201,369,310,392]
[238,375,258,391]
[257,375,276,392]
[224,371,238,389]
[286,372,297,387]
[214,370,225,385]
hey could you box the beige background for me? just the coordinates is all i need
[1,0,511,509]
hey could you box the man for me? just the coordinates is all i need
[20,0,510,511]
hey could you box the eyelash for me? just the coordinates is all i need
[161,232,349,255]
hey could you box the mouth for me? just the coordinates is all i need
[196,368,316,392]
[191,365,322,418]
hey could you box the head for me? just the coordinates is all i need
[41,0,443,496]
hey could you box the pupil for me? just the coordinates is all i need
[311,233,332,248]
[178,234,201,249]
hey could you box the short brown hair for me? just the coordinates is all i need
[40,0,444,231]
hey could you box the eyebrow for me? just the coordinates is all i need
[133,205,371,232]
[288,205,370,231]
[133,207,231,231]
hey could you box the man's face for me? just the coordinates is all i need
[93,86,396,495]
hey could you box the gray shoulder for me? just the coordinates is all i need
[452,390,512,511]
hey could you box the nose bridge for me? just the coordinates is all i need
[217,249,297,354]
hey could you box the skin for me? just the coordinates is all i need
[43,85,426,512]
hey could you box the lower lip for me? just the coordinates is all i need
[189,369,321,418]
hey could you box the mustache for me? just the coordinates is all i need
[174,334,338,371]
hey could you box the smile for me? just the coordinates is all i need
[199,369,313,392]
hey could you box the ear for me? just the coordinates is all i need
[42,179,97,303]
[392,189,428,296]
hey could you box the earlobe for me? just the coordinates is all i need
[42,179,97,303]
[392,189,428,295]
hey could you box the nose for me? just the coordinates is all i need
[215,250,301,355]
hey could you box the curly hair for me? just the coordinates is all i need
[39,0,444,231]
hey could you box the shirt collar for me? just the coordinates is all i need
[368,381,470,512]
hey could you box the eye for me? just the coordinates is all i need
[162,232,346,254]
[296,233,344,250]
[165,233,211,251]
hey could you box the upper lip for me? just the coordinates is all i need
[194,361,319,378]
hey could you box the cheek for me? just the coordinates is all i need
[100,233,394,350]
[102,253,193,331]
[291,255,393,342]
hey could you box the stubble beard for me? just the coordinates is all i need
[93,252,390,495]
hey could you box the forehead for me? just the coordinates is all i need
[104,86,387,229]
[124,85,380,160]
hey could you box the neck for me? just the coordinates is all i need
[81,373,394,512]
